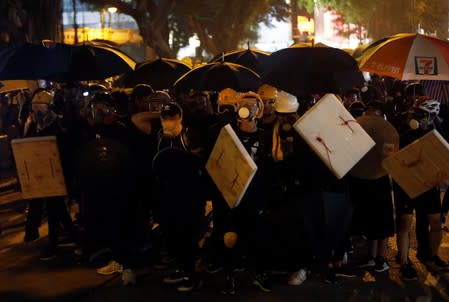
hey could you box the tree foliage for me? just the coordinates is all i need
[302,0,448,41]
[0,0,62,47]
[80,0,288,58]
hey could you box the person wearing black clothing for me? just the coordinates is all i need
[75,92,139,285]
[154,102,206,292]
[214,92,273,294]
[269,90,310,285]
[23,90,77,260]
[394,98,449,281]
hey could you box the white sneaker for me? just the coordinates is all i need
[96,260,123,275]
[288,268,307,286]
[122,269,136,285]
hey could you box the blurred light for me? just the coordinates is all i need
[107,7,118,14]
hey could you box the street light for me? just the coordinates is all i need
[107,7,117,14]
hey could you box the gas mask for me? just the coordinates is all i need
[183,93,211,118]
[161,116,182,137]
[262,98,276,119]
[408,108,433,130]
[277,112,298,134]
[89,103,116,126]
[31,103,49,124]
[237,98,260,121]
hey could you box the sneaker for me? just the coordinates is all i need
[220,275,236,295]
[24,232,40,243]
[96,260,123,275]
[252,273,272,292]
[357,257,376,269]
[176,277,203,292]
[288,268,307,286]
[334,266,357,278]
[374,257,389,273]
[429,255,449,269]
[39,245,57,261]
[206,263,224,274]
[325,269,339,285]
[342,252,348,265]
[399,263,418,281]
[57,236,76,247]
[416,252,430,263]
[122,269,136,286]
[163,270,184,284]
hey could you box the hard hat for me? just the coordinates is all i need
[416,99,440,116]
[131,84,154,100]
[217,88,239,105]
[257,84,278,101]
[238,91,264,119]
[274,90,299,113]
[405,82,426,97]
[32,90,53,104]
[149,90,171,103]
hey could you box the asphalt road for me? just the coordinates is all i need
[0,196,448,302]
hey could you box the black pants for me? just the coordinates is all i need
[25,196,76,247]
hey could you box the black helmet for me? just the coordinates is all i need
[348,101,366,118]
[90,91,112,105]
[360,84,383,102]
[405,83,426,97]
[131,84,154,101]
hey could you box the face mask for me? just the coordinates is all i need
[161,119,182,137]
[32,104,49,123]
[238,99,260,121]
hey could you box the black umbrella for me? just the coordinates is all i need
[120,58,191,89]
[43,43,135,82]
[0,42,50,80]
[211,48,271,74]
[260,47,365,96]
[173,62,261,92]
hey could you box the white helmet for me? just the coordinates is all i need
[274,90,299,113]
[417,99,440,116]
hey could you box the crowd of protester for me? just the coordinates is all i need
[0,75,448,293]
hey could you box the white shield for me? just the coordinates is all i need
[293,94,375,179]
[206,124,257,208]
[11,136,67,199]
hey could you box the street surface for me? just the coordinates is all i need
[0,193,448,302]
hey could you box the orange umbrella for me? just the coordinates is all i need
[358,33,449,80]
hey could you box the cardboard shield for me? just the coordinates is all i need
[350,115,400,179]
[206,124,257,208]
[11,136,67,199]
[382,129,449,199]
[293,94,375,179]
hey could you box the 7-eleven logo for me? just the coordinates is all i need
[415,57,437,75]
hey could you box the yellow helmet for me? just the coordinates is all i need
[217,88,239,105]
[238,91,264,119]
[32,90,53,105]
[257,84,278,101]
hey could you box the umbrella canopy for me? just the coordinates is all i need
[44,43,135,82]
[173,61,261,92]
[358,33,449,80]
[289,41,329,48]
[211,49,271,74]
[120,58,191,89]
[261,47,364,96]
[0,43,51,80]
[0,80,30,93]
